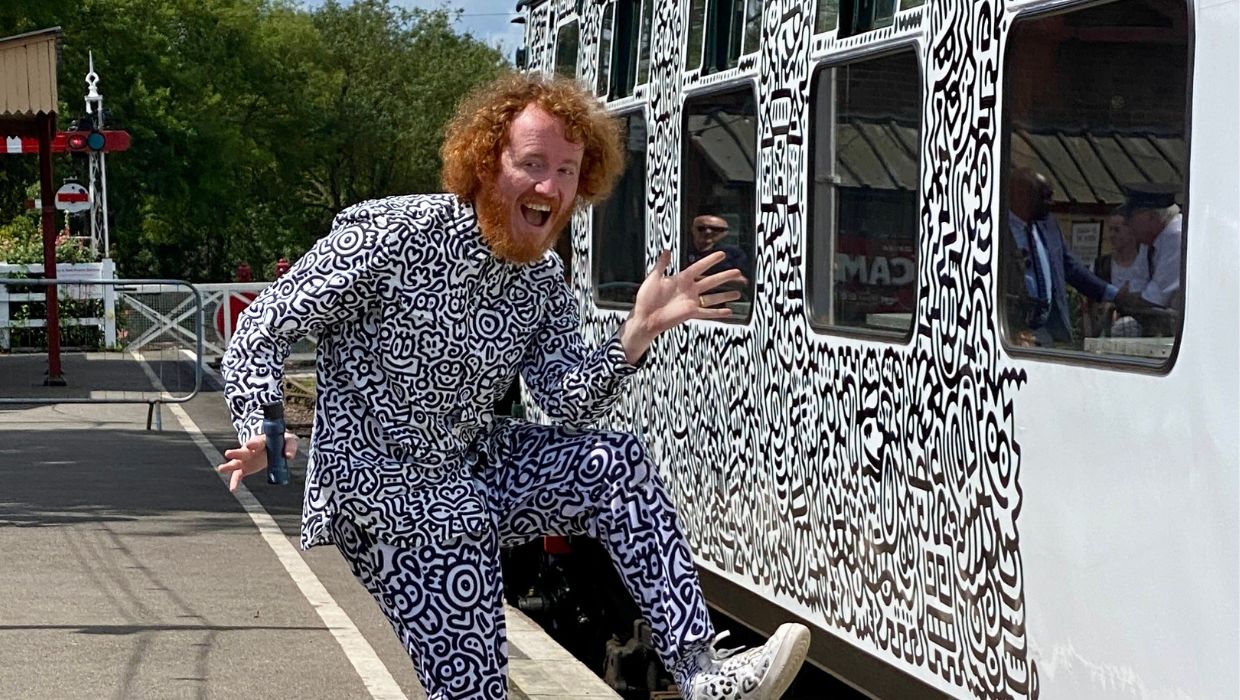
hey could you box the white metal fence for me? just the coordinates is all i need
[0,272,317,427]
[0,260,116,350]
[0,268,314,361]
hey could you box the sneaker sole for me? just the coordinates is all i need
[760,623,811,699]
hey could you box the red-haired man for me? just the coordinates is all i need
[218,74,808,700]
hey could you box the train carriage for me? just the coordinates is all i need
[514,0,1239,697]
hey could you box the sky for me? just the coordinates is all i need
[301,0,527,58]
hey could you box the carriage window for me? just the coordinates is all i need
[554,21,579,78]
[596,4,614,96]
[681,87,758,322]
[818,0,922,36]
[1001,0,1189,365]
[593,111,648,308]
[597,1,651,100]
[685,0,764,74]
[636,0,654,86]
[808,50,921,337]
[685,0,707,71]
[740,0,763,55]
[815,0,838,34]
[838,0,895,37]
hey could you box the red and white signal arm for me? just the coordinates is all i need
[55,182,91,213]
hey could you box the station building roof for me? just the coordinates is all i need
[0,27,61,122]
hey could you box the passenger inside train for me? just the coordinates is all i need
[1004,167,1146,347]
[1119,183,1184,336]
[686,212,751,296]
[1090,209,1150,337]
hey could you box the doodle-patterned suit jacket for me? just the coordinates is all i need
[223,194,639,549]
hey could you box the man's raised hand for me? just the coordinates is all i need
[619,250,745,363]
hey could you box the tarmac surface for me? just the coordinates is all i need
[0,352,619,700]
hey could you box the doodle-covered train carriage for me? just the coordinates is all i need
[513,0,1238,697]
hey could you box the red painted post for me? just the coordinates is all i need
[37,112,64,385]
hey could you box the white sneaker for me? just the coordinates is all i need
[675,623,811,699]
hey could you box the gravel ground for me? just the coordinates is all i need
[285,400,314,430]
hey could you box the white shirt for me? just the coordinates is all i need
[1110,245,1150,296]
[1141,214,1182,306]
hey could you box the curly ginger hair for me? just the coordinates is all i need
[441,73,625,205]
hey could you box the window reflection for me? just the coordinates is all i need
[637,0,654,85]
[681,87,758,321]
[596,4,614,97]
[839,0,896,38]
[741,0,763,56]
[601,1,648,100]
[815,0,838,34]
[592,111,648,307]
[1002,0,1188,363]
[555,21,579,79]
[686,0,762,75]
[809,50,921,335]
[685,0,707,72]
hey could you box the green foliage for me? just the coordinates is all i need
[0,212,98,264]
[0,0,507,281]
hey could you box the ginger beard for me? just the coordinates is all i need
[475,174,575,265]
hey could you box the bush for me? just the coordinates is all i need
[0,212,99,265]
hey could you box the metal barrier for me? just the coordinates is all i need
[0,277,203,429]
[191,282,316,363]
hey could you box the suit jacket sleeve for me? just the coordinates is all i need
[222,203,399,444]
[519,256,639,427]
[1053,219,1110,301]
[1063,248,1110,302]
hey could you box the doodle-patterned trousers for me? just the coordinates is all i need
[329,421,715,700]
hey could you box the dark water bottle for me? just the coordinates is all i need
[262,402,289,485]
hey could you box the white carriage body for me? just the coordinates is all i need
[519,1,1239,697]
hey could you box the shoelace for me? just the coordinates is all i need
[704,630,746,662]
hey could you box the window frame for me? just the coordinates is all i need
[805,42,925,344]
[679,79,762,326]
[997,0,1194,374]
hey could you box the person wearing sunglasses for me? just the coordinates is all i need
[687,213,750,296]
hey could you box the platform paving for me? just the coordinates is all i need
[0,354,619,700]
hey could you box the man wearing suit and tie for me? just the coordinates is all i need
[1006,167,1145,346]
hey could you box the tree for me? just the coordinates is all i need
[305,2,505,216]
[0,0,507,281]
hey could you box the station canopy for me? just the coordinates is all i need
[0,27,61,134]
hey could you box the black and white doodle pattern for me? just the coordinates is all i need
[530,1,1035,698]
[330,418,714,699]
[224,192,724,696]
[224,189,730,699]
[222,194,643,550]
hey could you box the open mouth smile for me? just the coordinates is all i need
[520,202,553,228]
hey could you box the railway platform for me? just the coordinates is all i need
[0,354,619,700]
